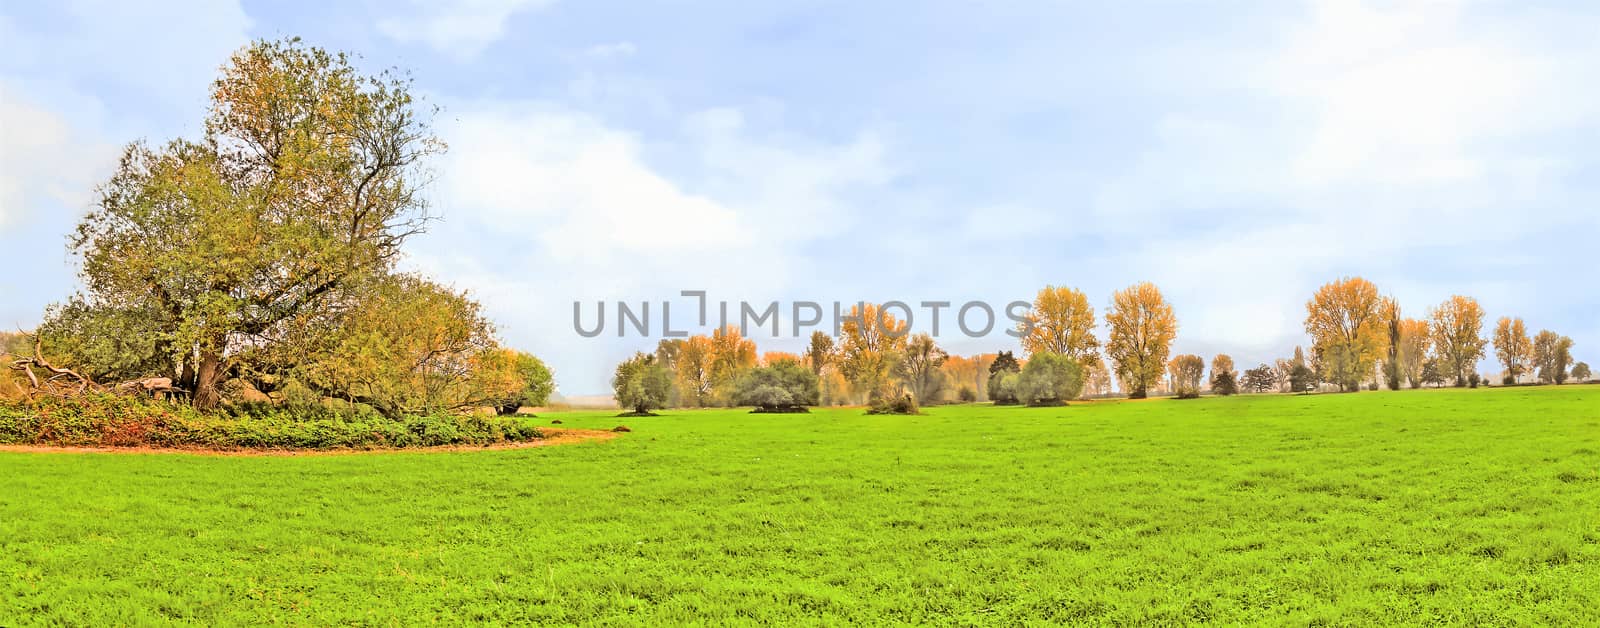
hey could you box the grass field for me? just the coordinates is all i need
[2,385,1598,624]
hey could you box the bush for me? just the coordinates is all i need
[957,386,977,403]
[1469,372,1481,388]
[1015,352,1084,407]
[866,393,920,415]
[988,370,1021,405]
[0,395,543,450]
[734,360,819,413]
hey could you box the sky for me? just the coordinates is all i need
[2,0,1597,394]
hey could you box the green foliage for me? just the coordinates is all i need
[1242,365,1277,393]
[987,370,1021,405]
[1014,352,1084,406]
[989,350,1020,375]
[1572,362,1592,382]
[0,395,541,449]
[60,37,445,409]
[504,352,556,412]
[1211,371,1239,396]
[612,353,673,415]
[291,274,518,417]
[1289,364,1317,393]
[734,360,820,412]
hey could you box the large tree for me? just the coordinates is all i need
[1492,317,1533,384]
[1429,295,1487,386]
[1302,278,1386,392]
[63,38,443,408]
[1532,330,1574,385]
[1104,282,1177,399]
[1018,285,1099,361]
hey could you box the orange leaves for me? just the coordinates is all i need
[1019,285,1099,361]
[1303,277,1386,391]
[1105,282,1177,398]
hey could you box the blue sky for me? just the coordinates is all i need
[3,1,1597,394]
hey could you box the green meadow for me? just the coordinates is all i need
[3,385,1598,625]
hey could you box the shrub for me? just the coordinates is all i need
[988,370,1021,405]
[866,393,919,415]
[0,395,543,450]
[734,360,820,413]
[1468,372,1481,388]
[957,386,977,403]
[1015,353,1084,407]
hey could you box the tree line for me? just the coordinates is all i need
[612,279,1592,413]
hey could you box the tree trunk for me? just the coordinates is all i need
[192,349,225,410]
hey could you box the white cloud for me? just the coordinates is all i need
[409,102,893,392]
[0,86,117,229]
[378,0,557,58]
[0,0,251,230]
[577,41,636,60]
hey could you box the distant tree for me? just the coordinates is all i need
[762,351,801,366]
[1492,317,1533,384]
[986,350,1022,404]
[1168,354,1205,399]
[900,333,950,404]
[804,331,834,376]
[1429,295,1487,387]
[1014,352,1084,406]
[1571,362,1592,382]
[1303,278,1387,392]
[1081,356,1114,398]
[673,335,715,407]
[1382,299,1403,391]
[838,303,909,404]
[1532,330,1574,385]
[1105,282,1177,399]
[1210,354,1238,396]
[494,352,555,415]
[988,370,1021,405]
[956,386,977,402]
[1420,357,1445,388]
[613,352,673,415]
[1397,318,1431,389]
[1242,364,1277,393]
[941,354,986,402]
[654,339,684,370]
[709,326,758,403]
[734,359,820,413]
[989,350,1021,376]
[1018,285,1099,361]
